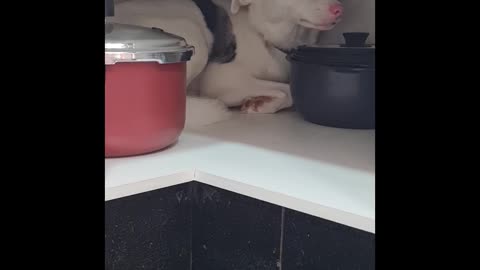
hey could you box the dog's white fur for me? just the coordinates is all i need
[199,0,341,114]
[111,0,231,128]
[110,0,340,127]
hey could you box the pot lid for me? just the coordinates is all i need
[105,22,194,65]
[289,32,375,67]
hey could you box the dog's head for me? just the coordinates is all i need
[230,0,343,48]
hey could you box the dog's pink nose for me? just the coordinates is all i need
[329,4,343,18]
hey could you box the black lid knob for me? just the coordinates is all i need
[343,32,369,47]
[105,0,114,17]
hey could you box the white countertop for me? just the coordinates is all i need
[105,111,375,233]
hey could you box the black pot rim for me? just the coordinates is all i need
[287,54,375,68]
[288,45,375,68]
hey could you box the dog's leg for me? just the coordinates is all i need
[239,79,292,114]
[200,64,292,113]
[211,79,292,114]
[213,79,291,113]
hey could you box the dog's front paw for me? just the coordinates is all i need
[240,96,274,113]
[240,93,292,114]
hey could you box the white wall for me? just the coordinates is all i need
[317,0,375,45]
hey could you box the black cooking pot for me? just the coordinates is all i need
[287,32,375,129]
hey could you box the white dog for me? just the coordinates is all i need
[198,0,343,114]
[111,0,234,127]
[109,0,342,127]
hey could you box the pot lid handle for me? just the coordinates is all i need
[342,32,369,47]
[105,0,114,17]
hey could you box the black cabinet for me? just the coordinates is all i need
[283,209,375,269]
[191,182,282,270]
[105,181,375,269]
[105,183,192,270]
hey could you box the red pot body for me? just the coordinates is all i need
[105,62,186,157]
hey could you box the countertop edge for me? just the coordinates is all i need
[105,169,375,234]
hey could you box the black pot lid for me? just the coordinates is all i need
[290,32,375,67]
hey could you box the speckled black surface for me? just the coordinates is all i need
[105,183,192,270]
[283,208,375,270]
[105,182,375,270]
[191,182,282,270]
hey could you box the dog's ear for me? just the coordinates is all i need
[231,0,252,15]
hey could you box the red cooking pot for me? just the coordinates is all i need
[105,23,194,157]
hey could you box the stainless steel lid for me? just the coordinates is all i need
[105,22,194,65]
